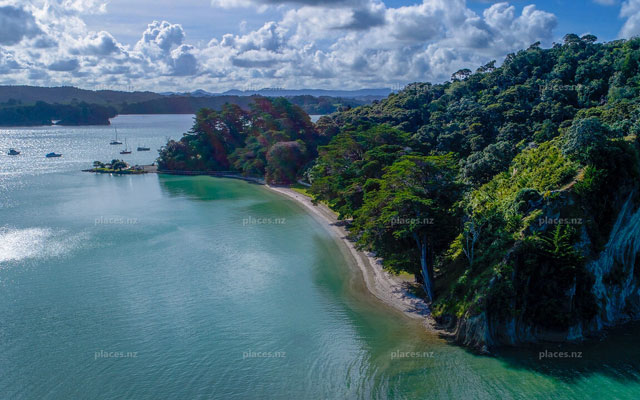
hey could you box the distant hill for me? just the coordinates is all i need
[218,88,391,100]
[0,85,377,126]
[120,95,257,114]
[0,101,116,126]
[161,88,392,100]
[0,86,162,106]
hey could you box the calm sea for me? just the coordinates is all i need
[1,115,639,399]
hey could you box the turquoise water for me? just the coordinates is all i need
[1,115,640,399]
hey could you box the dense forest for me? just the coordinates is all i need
[158,98,322,184]
[0,100,117,126]
[159,34,640,349]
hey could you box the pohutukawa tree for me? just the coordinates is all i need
[353,154,461,301]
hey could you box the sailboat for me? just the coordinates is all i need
[120,139,132,154]
[110,127,123,145]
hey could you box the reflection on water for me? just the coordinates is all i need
[496,323,640,383]
[0,115,639,399]
[0,227,89,264]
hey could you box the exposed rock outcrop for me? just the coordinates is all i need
[447,190,640,353]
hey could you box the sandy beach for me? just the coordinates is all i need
[266,185,431,321]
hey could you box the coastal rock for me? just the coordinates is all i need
[585,193,640,330]
[449,190,640,352]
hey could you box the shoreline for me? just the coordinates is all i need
[154,170,433,323]
[265,185,432,321]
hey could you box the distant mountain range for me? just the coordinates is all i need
[0,85,383,126]
[0,85,391,106]
[196,88,391,100]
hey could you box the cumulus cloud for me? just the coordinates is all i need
[211,0,367,8]
[0,0,560,91]
[170,44,199,76]
[72,31,121,55]
[61,0,108,14]
[0,5,42,45]
[621,0,640,37]
[137,21,185,53]
[48,58,80,71]
[481,3,557,53]
[134,21,201,76]
[0,49,21,73]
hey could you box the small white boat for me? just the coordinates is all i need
[110,127,123,145]
[120,138,132,155]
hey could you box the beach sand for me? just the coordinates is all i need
[266,185,431,321]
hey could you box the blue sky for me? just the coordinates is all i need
[83,0,626,46]
[0,0,638,92]
[465,0,623,40]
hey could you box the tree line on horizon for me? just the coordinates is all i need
[0,88,369,126]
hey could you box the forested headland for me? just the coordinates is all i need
[0,100,117,126]
[159,34,640,350]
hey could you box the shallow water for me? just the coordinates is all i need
[1,115,639,399]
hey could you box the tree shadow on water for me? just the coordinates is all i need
[157,174,259,202]
[485,322,640,384]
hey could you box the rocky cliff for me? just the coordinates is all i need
[445,188,640,353]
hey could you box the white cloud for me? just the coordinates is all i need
[137,21,185,53]
[0,5,42,45]
[170,44,199,76]
[0,0,560,91]
[72,31,121,55]
[0,49,21,73]
[48,58,80,71]
[621,0,640,37]
[62,0,108,14]
[211,0,367,8]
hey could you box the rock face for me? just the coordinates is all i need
[448,191,640,352]
[586,194,640,331]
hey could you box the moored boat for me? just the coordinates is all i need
[120,138,132,154]
[110,127,122,145]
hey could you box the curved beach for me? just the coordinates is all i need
[266,185,431,321]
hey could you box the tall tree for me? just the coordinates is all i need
[354,155,461,301]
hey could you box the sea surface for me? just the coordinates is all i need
[1,115,640,399]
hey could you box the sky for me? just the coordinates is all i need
[0,0,638,92]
